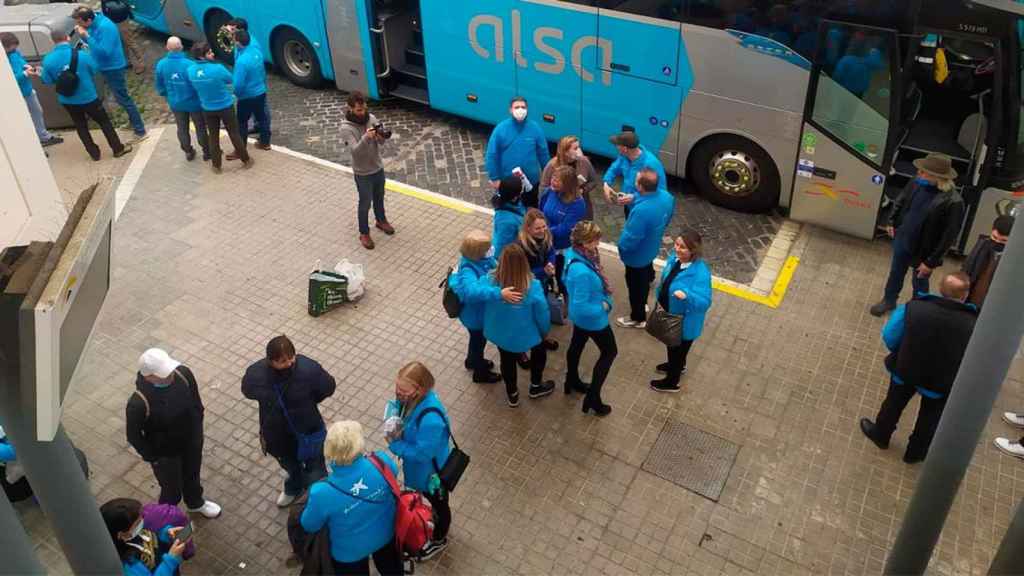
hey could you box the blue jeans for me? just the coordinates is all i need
[277,453,326,496]
[24,91,54,142]
[883,242,931,303]
[354,170,387,234]
[102,67,145,135]
[237,93,271,145]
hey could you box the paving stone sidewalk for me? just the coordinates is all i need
[16,128,1024,576]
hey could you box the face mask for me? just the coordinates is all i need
[128,520,144,541]
[151,379,171,389]
[274,366,294,379]
[914,177,932,186]
[485,246,495,259]
[512,108,527,121]
[993,241,1006,252]
[574,149,584,160]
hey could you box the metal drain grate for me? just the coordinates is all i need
[642,420,740,502]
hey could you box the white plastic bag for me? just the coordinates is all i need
[334,259,365,301]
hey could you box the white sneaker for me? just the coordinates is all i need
[187,500,222,518]
[616,316,646,329]
[1003,412,1024,428]
[276,491,297,507]
[994,437,1024,459]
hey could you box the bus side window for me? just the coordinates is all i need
[599,0,684,22]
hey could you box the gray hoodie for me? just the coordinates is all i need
[340,112,384,176]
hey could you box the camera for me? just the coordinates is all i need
[372,122,392,140]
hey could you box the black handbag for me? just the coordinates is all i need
[646,302,683,346]
[440,267,462,319]
[416,407,469,492]
[55,47,80,97]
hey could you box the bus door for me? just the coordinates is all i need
[789,21,901,240]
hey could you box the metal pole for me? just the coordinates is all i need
[989,498,1024,574]
[884,224,1024,574]
[0,488,45,576]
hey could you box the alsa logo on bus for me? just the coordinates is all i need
[468,10,613,86]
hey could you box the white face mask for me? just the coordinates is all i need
[0,425,6,440]
[574,148,584,160]
[512,108,527,121]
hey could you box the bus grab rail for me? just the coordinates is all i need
[369,24,392,78]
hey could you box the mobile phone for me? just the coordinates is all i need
[176,522,194,542]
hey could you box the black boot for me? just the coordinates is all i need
[582,393,611,416]
[563,378,590,395]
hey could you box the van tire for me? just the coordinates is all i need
[690,134,780,213]
[273,28,323,88]
[204,9,234,65]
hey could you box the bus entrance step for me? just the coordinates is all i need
[396,63,426,80]
[391,84,429,105]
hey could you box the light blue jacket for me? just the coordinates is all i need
[618,188,675,267]
[485,117,550,185]
[301,452,399,563]
[657,255,713,341]
[603,145,667,197]
[563,249,612,331]
[186,60,234,111]
[7,49,34,97]
[122,525,181,576]
[232,43,266,100]
[483,278,550,353]
[540,189,586,250]
[83,13,127,71]
[154,52,201,112]
[41,44,99,105]
[0,439,15,462]
[492,203,526,258]
[388,390,451,493]
[450,255,501,330]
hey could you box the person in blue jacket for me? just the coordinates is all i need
[485,96,550,207]
[540,165,587,308]
[616,169,676,329]
[232,29,271,150]
[449,229,522,383]
[650,231,713,393]
[516,209,560,352]
[224,18,268,135]
[100,498,189,576]
[484,244,555,406]
[41,29,130,161]
[154,37,209,162]
[387,362,452,561]
[2,33,62,147]
[187,42,252,173]
[301,421,402,575]
[602,131,667,216]
[72,6,146,137]
[563,221,618,416]
[491,175,527,258]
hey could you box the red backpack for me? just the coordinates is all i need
[366,453,435,558]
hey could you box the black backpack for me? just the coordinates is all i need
[102,0,133,23]
[440,267,462,319]
[55,47,80,97]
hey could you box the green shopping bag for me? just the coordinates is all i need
[308,265,349,317]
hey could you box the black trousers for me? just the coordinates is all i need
[203,105,249,168]
[873,378,947,460]
[664,339,695,385]
[625,264,655,322]
[332,538,403,576]
[173,110,209,157]
[466,329,488,376]
[151,433,205,509]
[237,93,271,145]
[498,344,547,397]
[63,99,124,159]
[425,488,451,541]
[277,453,327,497]
[566,325,618,402]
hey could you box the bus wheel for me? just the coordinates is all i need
[690,135,779,213]
[273,28,323,88]
[204,10,234,64]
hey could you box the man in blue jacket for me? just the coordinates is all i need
[2,33,62,147]
[41,29,130,161]
[485,96,550,208]
[616,169,676,329]
[603,131,667,216]
[72,7,146,137]
[231,29,271,152]
[187,42,252,173]
[154,37,209,161]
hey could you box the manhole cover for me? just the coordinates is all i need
[642,421,740,502]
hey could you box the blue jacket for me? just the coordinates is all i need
[41,44,99,105]
[618,188,675,267]
[7,49,34,97]
[0,439,15,462]
[122,525,181,576]
[186,60,234,111]
[450,255,501,330]
[154,52,201,112]
[232,43,266,100]
[301,451,399,563]
[657,255,713,341]
[540,189,586,250]
[83,13,127,71]
[388,390,451,493]
[485,117,550,185]
[492,203,525,258]
[483,278,550,353]
[603,146,667,198]
[563,249,612,331]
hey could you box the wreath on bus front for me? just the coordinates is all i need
[215,26,235,58]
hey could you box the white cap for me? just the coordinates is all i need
[138,348,181,378]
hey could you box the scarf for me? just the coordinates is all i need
[580,246,612,295]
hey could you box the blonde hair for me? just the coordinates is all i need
[552,165,579,203]
[518,208,552,258]
[397,361,435,391]
[555,135,580,166]
[495,243,532,294]
[460,229,492,261]
[936,178,955,192]
[570,220,602,247]
[324,420,364,465]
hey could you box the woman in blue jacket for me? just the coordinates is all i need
[650,232,713,393]
[484,244,555,406]
[100,498,188,576]
[302,421,402,575]
[491,176,527,257]
[387,362,452,561]
[540,166,587,295]
[517,209,560,353]
[563,221,618,416]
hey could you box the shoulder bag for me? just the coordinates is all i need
[646,265,684,346]
[415,407,469,493]
[55,46,80,97]
[440,266,462,318]
[273,381,327,463]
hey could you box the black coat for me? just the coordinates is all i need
[126,366,204,462]
[963,235,1001,285]
[241,356,336,459]
[889,181,965,268]
[885,296,978,397]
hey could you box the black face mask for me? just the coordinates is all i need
[273,366,294,380]
[993,242,1006,253]
[346,110,368,125]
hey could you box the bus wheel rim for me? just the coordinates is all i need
[709,150,760,197]
[284,40,312,78]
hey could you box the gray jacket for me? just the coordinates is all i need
[339,113,384,176]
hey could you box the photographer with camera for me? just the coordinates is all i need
[340,91,394,250]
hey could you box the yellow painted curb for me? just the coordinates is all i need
[385,180,474,214]
[711,256,800,309]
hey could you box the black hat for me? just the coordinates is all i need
[609,131,639,149]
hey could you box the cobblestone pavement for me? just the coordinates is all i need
[17,128,1024,576]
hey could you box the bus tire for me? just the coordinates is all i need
[273,28,323,88]
[204,9,234,65]
[690,134,779,213]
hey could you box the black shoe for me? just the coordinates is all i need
[507,391,520,408]
[202,152,211,162]
[419,537,448,561]
[113,144,133,158]
[41,136,64,147]
[185,149,196,161]
[517,354,531,370]
[528,380,555,399]
[656,362,669,373]
[563,379,590,395]
[543,339,559,351]
[650,378,681,393]
[465,358,494,371]
[472,370,501,384]
[902,453,926,464]
[582,396,612,416]
[869,300,896,317]
[859,418,889,450]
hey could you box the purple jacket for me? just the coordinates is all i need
[143,503,196,559]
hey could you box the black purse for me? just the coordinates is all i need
[416,407,469,492]
[440,267,462,319]
[646,262,685,346]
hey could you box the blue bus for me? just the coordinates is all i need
[132,0,1024,250]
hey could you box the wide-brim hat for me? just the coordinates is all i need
[913,153,957,181]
